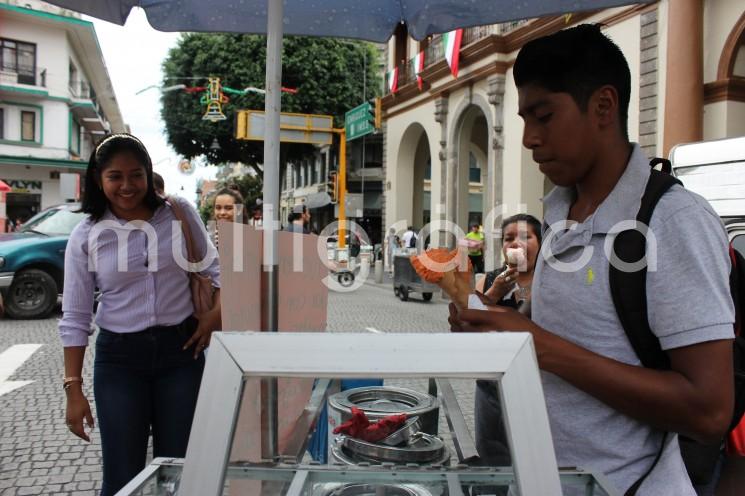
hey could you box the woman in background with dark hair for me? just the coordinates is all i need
[475,213,542,309]
[472,213,542,471]
[59,133,221,496]
[212,187,244,248]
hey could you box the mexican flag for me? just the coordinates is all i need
[413,51,425,90]
[442,29,463,78]
[387,67,399,94]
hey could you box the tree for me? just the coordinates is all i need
[161,34,382,174]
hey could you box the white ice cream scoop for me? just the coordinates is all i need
[505,247,526,267]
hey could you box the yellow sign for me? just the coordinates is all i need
[235,110,334,145]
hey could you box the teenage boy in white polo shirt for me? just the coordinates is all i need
[451,24,734,495]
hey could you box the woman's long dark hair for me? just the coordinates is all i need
[81,133,164,220]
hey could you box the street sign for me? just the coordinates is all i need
[235,110,334,145]
[345,102,374,141]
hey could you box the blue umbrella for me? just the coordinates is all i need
[41,1,648,42]
[45,1,649,493]
[45,0,649,325]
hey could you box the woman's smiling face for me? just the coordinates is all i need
[214,194,237,222]
[99,151,149,220]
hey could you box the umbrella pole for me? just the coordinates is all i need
[261,0,282,461]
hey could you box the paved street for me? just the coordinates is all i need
[0,279,479,495]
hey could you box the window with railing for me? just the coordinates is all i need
[1,38,37,85]
[70,80,92,99]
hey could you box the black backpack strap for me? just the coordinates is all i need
[649,157,672,174]
[609,169,681,370]
[624,432,669,496]
[610,167,681,494]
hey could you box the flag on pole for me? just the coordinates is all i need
[442,29,463,78]
[413,51,425,90]
[387,67,399,94]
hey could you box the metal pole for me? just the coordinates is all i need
[261,0,282,460]
[338,131,347,249]
[361,48,366,214]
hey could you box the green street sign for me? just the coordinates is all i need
[345,102,374,141]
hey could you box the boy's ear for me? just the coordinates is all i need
[593,85,619,129]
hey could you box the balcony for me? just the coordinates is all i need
[0,63,46,88]
[69,79,92,99]
[385,19,533,95]
[69,80,109,133]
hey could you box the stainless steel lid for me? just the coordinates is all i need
[380,417,421,447]
[328,387,438,417]
[340,433,446,463]
[330,441,451,467]
[317,483,433,496]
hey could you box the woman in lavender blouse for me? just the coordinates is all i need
[59,134,221,496]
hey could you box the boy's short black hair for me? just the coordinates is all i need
[82,133,164,220]
[513,24,631,139]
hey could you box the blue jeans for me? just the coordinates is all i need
[94,317,204,496]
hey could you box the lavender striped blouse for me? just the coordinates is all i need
[58,196,220,347]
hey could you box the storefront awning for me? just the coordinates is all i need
[0,155,88,171]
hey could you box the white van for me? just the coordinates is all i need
[670,136,745,256]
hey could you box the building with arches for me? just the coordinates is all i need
[380,0,745,270]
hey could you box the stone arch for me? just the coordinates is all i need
[447,93,495,233]
[393,122,432,230]
[717,10,745,79]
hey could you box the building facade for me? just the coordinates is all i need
[0,0,125,229]
[280,136,385,243]
[381,0,745,269]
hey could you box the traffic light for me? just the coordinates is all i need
[367,97,382,131]
[327,171,338,204]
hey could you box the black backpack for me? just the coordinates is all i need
[609,158,745,493]
[408,232,418,248]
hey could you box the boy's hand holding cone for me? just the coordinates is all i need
[410,246,472,309]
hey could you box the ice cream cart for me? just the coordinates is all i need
[116,332,618,496]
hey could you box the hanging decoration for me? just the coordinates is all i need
[443,29,463,78]
[201,77,229,121]
[387,67,399,94]
[137,77,298,122]
[412,50,425,90]
[178,159,196,175]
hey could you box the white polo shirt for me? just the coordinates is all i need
[533,144,734,495]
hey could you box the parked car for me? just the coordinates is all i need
[0,203,86,319]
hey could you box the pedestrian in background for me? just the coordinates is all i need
[385,227,401,274]
[465,223,485,273]
[59,133,221,496]
[152,171,165,197]
[248,199,263,228]
[212,187,244,247]
[402,226,417,249]
[284,204,310,233]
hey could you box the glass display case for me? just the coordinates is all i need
[117,331,619,496]
[120,458,615,495]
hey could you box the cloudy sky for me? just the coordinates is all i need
[88,9,217,205]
